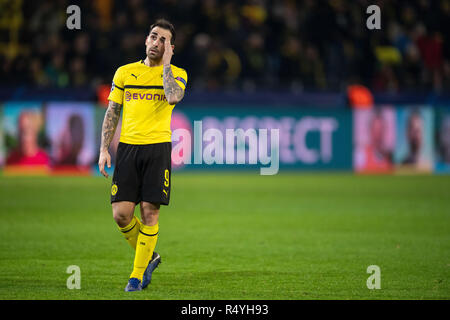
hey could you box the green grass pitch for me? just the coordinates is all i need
[0,172,449,300]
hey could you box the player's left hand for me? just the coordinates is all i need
[162,38,173,66]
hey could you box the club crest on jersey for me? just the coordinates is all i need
[125,90,166,102]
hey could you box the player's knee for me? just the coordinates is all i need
[112,202,135,227]
[112,209,133,228]
[140,202,160,225]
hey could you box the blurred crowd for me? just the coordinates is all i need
[1,0,449,92]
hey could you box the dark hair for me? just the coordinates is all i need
[149,19,176,44]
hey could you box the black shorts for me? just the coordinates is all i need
[111,142,172,205]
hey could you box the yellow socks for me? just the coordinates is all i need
[119,217,159,282]
[130,223,159,281]
[118,216,141,250]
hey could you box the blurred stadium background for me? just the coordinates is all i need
[0,0,449,300]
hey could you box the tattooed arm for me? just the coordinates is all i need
[163,64,184,105]
[162,38,184,105]
[98,100,122,177]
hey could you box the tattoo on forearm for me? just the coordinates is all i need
[163,65,184,104]
[100,100,122,151]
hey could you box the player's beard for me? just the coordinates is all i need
[147,47,162,62]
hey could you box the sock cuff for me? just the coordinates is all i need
[139,223,159,237]
[119,216,140,233]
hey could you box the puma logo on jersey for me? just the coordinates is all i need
[131,73,139,79]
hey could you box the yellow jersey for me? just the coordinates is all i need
[107,60,188,145]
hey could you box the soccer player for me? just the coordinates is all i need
[98,19,187,292]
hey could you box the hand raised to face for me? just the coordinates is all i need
[162,37,174,66]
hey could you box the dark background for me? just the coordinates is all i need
[1,0,449,95]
